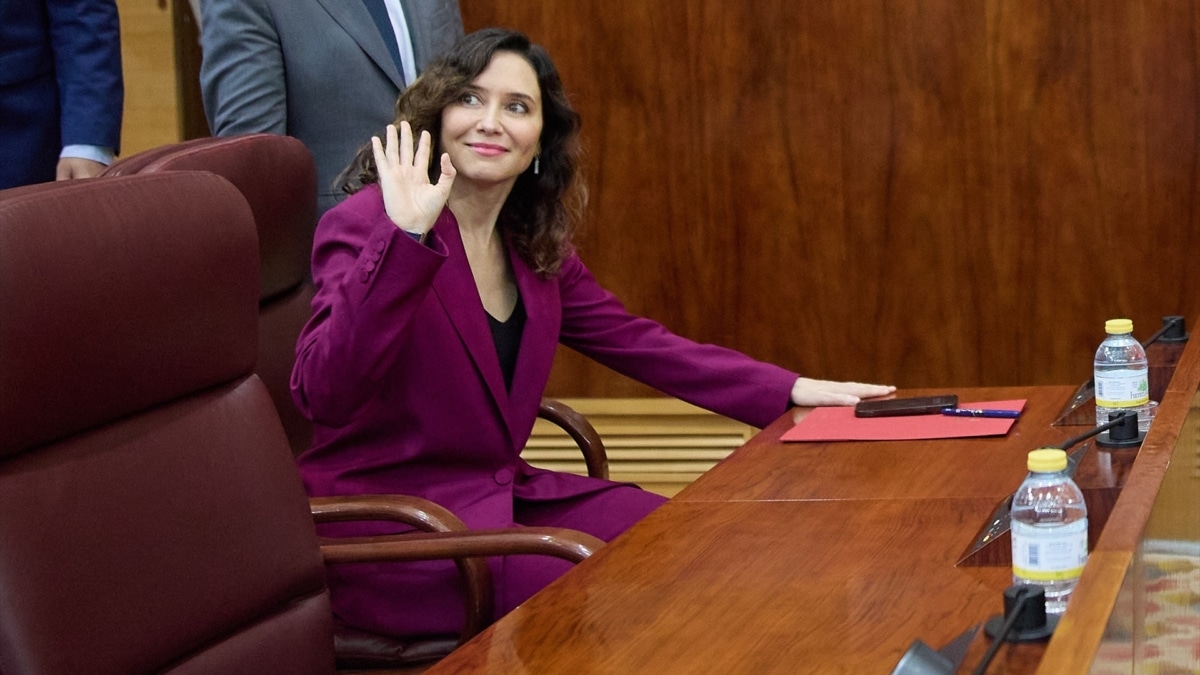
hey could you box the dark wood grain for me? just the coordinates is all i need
[460,2,1200,398]
[429,498,1020,674]
[426,332,1198,674]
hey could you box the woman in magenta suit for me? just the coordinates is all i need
[291,27,893,642]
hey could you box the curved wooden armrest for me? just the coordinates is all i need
[310,495,603,646]
[320,527,604,566]
[539,397,609,479]
[310,493,469,532]
[310,493,490,642]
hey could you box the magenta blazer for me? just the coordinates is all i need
[291,185,799,638]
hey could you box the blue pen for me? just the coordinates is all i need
[940,408,1021,419]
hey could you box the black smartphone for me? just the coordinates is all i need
[853,394,959,418]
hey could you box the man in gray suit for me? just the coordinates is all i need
[199,0,463,218]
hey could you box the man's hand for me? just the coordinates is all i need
[56,157,108,180]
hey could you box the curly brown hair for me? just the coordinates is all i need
[340,28,586,276]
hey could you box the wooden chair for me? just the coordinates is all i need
[0,174,602,674]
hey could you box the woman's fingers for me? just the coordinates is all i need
[413,129,433,175]
[789,377,897,407]
[372,122,452,232]
[438,152,457,186]
[379,123,437,177]
[395,121,411,167]
[370,134,387,173]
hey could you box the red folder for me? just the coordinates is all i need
[781,399,1026,442]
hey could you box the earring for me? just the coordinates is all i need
[533,156,540,175]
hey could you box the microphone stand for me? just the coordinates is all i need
[972,587,1044,675]
[1063,408,1143,449]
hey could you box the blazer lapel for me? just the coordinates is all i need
[507,249,559,425]
[314,0,405,88]
[430,215,512,427]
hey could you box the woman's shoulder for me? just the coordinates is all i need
[315,185,386,236]
[557,247,584,273]
[325,184,384,218]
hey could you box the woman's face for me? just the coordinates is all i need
[440,51,543,190]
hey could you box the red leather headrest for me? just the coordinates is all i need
[0,172,259,456]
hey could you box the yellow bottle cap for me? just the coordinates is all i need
[1027,448,1068,472]
[1105,318,1134,334]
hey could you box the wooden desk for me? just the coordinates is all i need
[429,363,1198,672]
[677,385,1115,503]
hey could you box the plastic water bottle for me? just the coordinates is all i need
[1010,448,1088,615]
[1093,318,1151,432]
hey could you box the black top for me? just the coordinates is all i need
[486,294,526,391]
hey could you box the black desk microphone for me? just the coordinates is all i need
[889,624,980,675]
[973,585,1053,674]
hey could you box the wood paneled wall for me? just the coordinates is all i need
[461,2,1200,399]
[116,0,179,155]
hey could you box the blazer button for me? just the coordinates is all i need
[493,468,514,485]
[359,270,370,283]
[375,240,385,252]
[364,261,376,272]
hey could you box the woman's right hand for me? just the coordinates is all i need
[371,121,457,235]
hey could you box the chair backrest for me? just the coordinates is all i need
[0,174,335,675]
[103,134,317,455]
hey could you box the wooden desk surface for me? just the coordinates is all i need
[676,385,1107,503]
[426,384,1174,674]
[430,498,1033,673]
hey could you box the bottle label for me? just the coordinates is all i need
[1094,369,1149,408]
[1011,518,1088,581]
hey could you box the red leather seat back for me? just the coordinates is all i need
[103,134,317,455]
[106,134,316,302]
[0,174,335,675]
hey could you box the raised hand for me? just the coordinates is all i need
[371,121,456,236]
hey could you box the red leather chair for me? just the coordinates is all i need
[0,174,602,674]
[103,133,318,454]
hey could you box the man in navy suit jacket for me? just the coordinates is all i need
[0,0,124,190]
